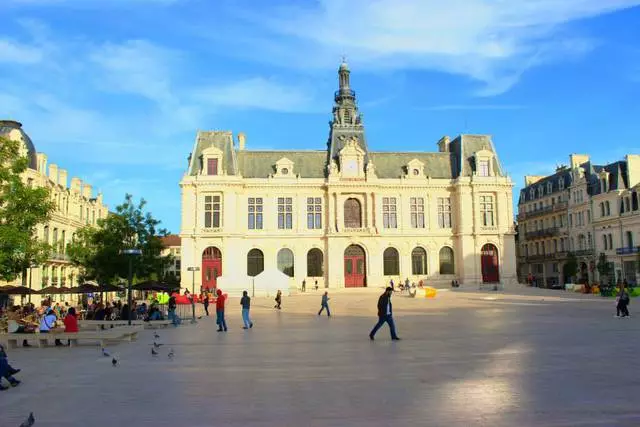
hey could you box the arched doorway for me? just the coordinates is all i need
[344,198,362,228]
[579,262,588,284]
[344,244,366,287]
[202,247,222,290]
[411,247,427,275]
[439,247,455,275]
[307,248,323,277]
[383,247,399,276]
[481,244,500,283]
[277,248,294,277]
[247,249,264,277]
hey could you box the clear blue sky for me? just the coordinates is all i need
[2,0,640,233]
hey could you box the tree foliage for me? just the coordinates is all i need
[563,252,578,283]
[596,252,614,286]
[0,136,54,283]
[67,194,170,284]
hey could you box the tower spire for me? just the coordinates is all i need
[332,59,360,127]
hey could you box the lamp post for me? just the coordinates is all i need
[28,264,37,303]
[187,266,200,323]
[121,249,142,326]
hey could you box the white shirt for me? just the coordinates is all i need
[386,300,391,315]
[40,314,56,331]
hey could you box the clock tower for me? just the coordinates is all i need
[326,60,369,176]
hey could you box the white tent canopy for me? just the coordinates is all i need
[216,268,293,297]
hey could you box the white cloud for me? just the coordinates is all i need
[0,38,43,63]
[231,0,640,95]
[193,77,318,113]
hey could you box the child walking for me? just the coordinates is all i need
[274,290,282,310]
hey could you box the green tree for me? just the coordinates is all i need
[596,252,614,286]
[0,136,54,285]
[563,252,578,283]
[68,194,170,284]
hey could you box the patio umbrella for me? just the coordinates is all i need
[132,280,178,292]
[68,283,100,294]
[99,283,124,293]
[38,286,72,295]
[0,285,38,295]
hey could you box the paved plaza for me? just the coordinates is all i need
[2,286,640,426]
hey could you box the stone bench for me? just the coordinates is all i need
[0,326,142,349]
[79,320,172,330]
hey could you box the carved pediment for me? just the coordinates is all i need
[274,157,294,177]
[406,159,425,178]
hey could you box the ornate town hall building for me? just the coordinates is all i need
[180,62,516,293]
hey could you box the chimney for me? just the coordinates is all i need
[238,132,246,151]
[626,155,640,188]
[437,136,450,153]
[48,164,59,185]
[569,154,590,169]
[70,177,82,194]
[37,153,47,174]
[82,183,92,199]
[58,169,68,188]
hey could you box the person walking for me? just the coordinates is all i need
[301,280,306,293]
[616,284,631,318]
[389,279,395,292]
[240,291,253,329]
[0,344,21,390]
[203,293,210,317]
[369,287,400,341]
[216,289,227,331]
[274,290,282,310]
[318,291,331,317]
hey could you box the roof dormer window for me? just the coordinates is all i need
[547,182,552,194]
[473,149,495,177]
[201,146,223,176]
[274,157,295,178]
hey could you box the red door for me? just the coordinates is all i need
[202,247,222,290]
[344,245,366,287]
[481,244,499,283]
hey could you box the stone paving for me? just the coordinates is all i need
[2,286,640,426]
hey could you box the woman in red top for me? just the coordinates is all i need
[63,307,79,332]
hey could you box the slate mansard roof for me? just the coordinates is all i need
[185,132,506,180]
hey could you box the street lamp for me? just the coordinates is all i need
[187,266,200,323]
[28,263,38,303]
[121,248,142,326]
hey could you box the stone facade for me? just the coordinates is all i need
[517,153,640,287]
[0,120,109,301]
[160,234,181,281]
[179,62,517,295]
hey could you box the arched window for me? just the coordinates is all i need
[203,247,222,260]
[411,247,427,275]
[600,202,605,217]
[277,248,294,277]
[602,235,608,251]
[605,201,611,216]
[383,247,399,276]
[439,247,455,275]
[306,248,323,277]
[344,198,362,228]
[43,226,49,244]
[247,249,264,277]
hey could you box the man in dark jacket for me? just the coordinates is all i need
[369,287,400,341]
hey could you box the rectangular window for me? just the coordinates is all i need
[478,160,489,177]
[437,197,452,228]
[382,197,397,229]
[410,197,425,228]
[207,158,218,176]
[480,195,494,227]
[306,197,322,229]
[278,197,293,229]
[248,197,263,230]
[204,195,221,228]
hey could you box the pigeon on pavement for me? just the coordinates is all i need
[153,342,163,348]
[168,348,174,359]
[19,412,35,427]
[112,357,118,367]
[151,347,158,356]
[153,332,160,339]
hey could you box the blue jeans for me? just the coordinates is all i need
[0,356,16,381]
[318,303,331,316]
[370,315,398,339]
[216,310,227,330]
[242,309,252,328]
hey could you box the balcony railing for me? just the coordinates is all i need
[524,227,560,240]
[334,89,356,102]
[574,249,594,257]
[553,201,568,212]
[616,246,640,255]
